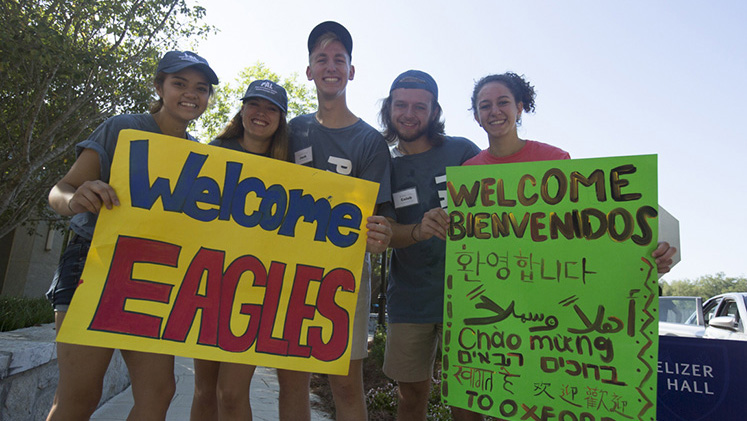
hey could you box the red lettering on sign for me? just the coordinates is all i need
[255,262,290,355]
[218,255,265,353]
[283,265,323,357]
[309,268,355,361]
[89,236,179,338]
[162,248,225,344]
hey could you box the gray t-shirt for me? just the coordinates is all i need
[384,136,480,323]
[288,113,391,205]
[70,113,196,239]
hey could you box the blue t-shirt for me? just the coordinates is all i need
[70,113,196,239]
[384,136,480,323]
[288,113,391,205]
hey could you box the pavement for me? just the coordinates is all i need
[91,356,332,420]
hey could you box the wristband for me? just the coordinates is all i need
[410,223,420,242]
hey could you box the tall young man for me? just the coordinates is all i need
[282,21,392,421]
[378,70,484,421]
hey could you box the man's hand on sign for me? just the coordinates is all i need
[415,207,450,242]
[366,215,392,254]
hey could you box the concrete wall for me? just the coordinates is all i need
[0,324,130,421]
[0,223,64,298]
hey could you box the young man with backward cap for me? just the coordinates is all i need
[377,70,486,420]
[282,21,392,420]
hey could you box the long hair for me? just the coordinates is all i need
[215,107,290,162]
[149,72,168,114]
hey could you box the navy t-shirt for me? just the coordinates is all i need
[288,113,391,205]
[385,136,480,323]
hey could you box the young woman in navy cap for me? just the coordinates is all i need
[189,79,290,420]
[45,50,218,421]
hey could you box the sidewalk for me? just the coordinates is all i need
[91,356,332,420]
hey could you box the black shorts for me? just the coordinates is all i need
[46,234,91,311]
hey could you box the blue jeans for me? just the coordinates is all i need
[46,234,91,311]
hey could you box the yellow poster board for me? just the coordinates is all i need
[57,130,378,375]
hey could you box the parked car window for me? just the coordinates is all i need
[704,299,721,325]
[722,300,739,320]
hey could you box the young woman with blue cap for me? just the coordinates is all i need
[45,50,218,421]
[190,79,291,421]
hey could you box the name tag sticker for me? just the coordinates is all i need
[295,147,312,165]
[393,187,418,209]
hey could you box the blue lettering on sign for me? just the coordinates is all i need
[128,139,362,248]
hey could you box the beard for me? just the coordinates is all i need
[395,125,429,143]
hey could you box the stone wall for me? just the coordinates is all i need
[0,324,130,421]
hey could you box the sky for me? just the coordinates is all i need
[190,0,747,282]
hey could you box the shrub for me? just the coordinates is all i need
[369,325,387,367]
[428,376,454,420]
[0,296,54,332]
[366,382,398,416]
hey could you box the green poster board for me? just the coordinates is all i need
[443,155,659,421]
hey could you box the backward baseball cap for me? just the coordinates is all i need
[240,80,288,113]
[156,51,219,85]
[390,70,438,101]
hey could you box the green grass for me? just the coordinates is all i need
[0,296,54,332]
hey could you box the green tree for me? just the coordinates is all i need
[662,272,747,299]
[192,62,317,142]
[0,0,214,238]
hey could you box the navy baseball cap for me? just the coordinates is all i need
[156,51,219,85]
[240,80,288,113]
[390,70,438,101]
[307,21,353,59]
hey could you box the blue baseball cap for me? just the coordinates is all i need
[156,51,219,85]
[390,70,438,101]
[308,21,353,59]
[240,80,288,113]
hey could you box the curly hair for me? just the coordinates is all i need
[470,72,536,123]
